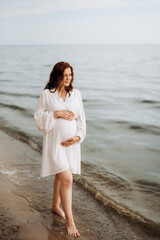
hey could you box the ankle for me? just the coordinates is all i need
[66,216,74,224]
[52,205,59,209]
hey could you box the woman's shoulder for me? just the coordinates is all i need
[42,89,49,94]
[41,88,56,95]
[71,89,83,101]
[72,88,81,96]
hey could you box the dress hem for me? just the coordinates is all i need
[40,166,81,178]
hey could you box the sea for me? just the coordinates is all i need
[0,44,160,229]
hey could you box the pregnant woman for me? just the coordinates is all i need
[34,61,86,237]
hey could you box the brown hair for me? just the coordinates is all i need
[44,61,74,95]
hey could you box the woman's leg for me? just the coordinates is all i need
[56,168,80,237]
[52,174,65,218]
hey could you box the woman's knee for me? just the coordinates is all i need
[57,169,73,187]
[64,176,72,187]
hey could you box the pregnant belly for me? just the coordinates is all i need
[55,118,77,141]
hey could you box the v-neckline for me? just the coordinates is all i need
[56,90,68,103]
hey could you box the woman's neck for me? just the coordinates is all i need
[58,86,66,93]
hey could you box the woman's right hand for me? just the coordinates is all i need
[53,110,74,121]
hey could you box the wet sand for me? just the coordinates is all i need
[0,130,159,240]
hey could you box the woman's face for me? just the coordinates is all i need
[61,67,72,88]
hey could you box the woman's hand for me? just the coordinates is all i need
[54,110,74,121]
[61,136,80,147]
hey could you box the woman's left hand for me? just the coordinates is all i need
[61,136,80,147]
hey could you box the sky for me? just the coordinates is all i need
[0,0,160,45]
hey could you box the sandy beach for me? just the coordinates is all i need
[0,130,159,240]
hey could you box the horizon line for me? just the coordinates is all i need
[0,43,160,46]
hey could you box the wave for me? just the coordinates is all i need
[134,179,160,197]
[0,124,160,234]
[112,120,160,135]
[74,172,160,235]
[45,64,53,67]
[0,91,38,98]
[141,99,160,104]
[1,100,159,136]
[0,90,90,102]
[0,102,33,118]
[94,119,160,136]
[0,123,41,153]
[129,124,160,135]
[0,79,13,82]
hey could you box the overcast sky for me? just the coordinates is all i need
[0,0,160,45]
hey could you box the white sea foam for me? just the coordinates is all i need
[0,168,17,176]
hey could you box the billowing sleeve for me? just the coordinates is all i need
[75,90,86,143]
[34,91,56,133]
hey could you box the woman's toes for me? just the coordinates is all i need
[65,221,80,238]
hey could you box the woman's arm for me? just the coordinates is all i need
[53,111,74,121]
[34,92,56,133]
[61,136,80,147]
[34,92,75,133]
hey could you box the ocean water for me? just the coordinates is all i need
[0,44,160,228]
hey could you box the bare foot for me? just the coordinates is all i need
[52,206,65,218]
[65,219,80,237]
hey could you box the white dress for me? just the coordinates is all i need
[34,88,86,177]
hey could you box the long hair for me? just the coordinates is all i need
[44,62,74,95]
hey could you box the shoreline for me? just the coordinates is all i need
[1,124,160,231]
[0,129,160,239]
[74,174,160,234]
